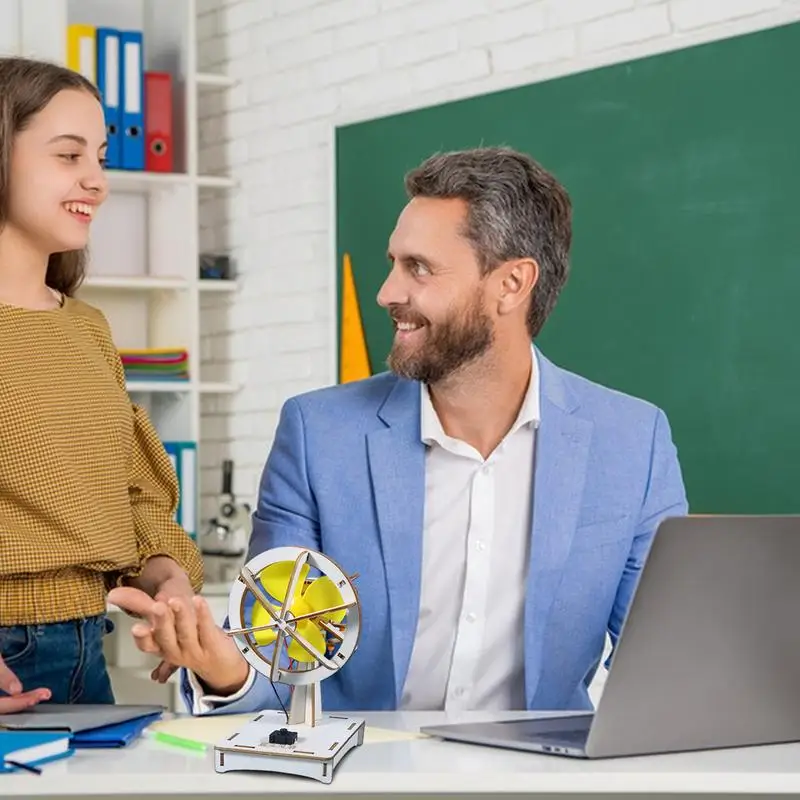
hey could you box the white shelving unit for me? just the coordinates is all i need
[4,0,239,710]
[196,71,236,89]
[17,0,239,480]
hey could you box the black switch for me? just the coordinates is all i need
[268,728,298,745]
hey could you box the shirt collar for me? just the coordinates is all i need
[420,344,540,447]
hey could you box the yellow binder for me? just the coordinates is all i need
[66,24,96,83]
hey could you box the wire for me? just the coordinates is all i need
[268,677,289,724]
[223,616,289,724]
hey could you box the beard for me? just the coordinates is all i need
[386,289,494,385]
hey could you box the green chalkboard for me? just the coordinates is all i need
[335,22,800,514]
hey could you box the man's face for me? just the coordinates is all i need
[378,197,494,385]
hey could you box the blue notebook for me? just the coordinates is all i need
[71,712,162,749]
[0,730,73,773]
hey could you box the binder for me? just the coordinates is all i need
[181,443,197,540]
[66,24,96,83]
[70,712,161,749]
[163,441,181,526]
[96,28,122,169]
[162,441,197,540]
[120,29,144,170]
[144,71,173,172]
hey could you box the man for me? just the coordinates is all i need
[109,146,688,715]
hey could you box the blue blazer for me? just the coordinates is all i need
[185,351,688,714]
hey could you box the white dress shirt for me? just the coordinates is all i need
[191,348,540,714]
[399,347,540,712]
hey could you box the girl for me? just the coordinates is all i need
[0,57,204,711]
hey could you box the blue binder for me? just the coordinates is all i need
[70,712,161,749]
[163,441,197,540]
[96,28,122,169]
[120,29,145,170]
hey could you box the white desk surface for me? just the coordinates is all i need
[4,710,800,799]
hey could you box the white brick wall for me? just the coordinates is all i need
[197,0,800,517]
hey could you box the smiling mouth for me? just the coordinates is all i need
[395,321,424,333]
[393,320,427,344]
[63,201,94,220]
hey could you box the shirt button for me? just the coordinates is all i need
[476,540,486,551]
[454,687,466,697]
[466,612,477,623]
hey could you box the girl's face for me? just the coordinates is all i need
[7,88,108,256]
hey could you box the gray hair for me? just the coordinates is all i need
[404,146,572,339]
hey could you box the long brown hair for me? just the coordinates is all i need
[0,57,101,296]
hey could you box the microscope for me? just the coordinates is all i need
[200,459,252,586]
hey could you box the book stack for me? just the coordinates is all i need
[120,348,190,384]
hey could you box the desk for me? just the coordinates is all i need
[4,711,800,799]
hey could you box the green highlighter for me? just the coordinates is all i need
[145,730,208,752]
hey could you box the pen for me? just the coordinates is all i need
[4,759,42,775]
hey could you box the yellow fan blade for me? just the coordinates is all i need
[302,576,347,624]
[287,620,326,663]
[258,560,310,606]
[251,601,278,647]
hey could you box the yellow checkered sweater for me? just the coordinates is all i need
[0,296,204,625]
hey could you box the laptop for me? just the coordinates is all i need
[422,514,800,758]
[0,704,163,734]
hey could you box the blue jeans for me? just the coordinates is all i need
[0,615,115,704]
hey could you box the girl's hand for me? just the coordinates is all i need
[0,654,50,713]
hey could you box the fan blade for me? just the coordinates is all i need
[250,601,279,646]
[302,576,347,623]
[286,620,326,663]
[258,560,309,605]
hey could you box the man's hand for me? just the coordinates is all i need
[0,655,51,713]
[152,571,197,644]
[106,588,250,696]
[118,555,198,682]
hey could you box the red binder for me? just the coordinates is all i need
[144,71,173,172]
